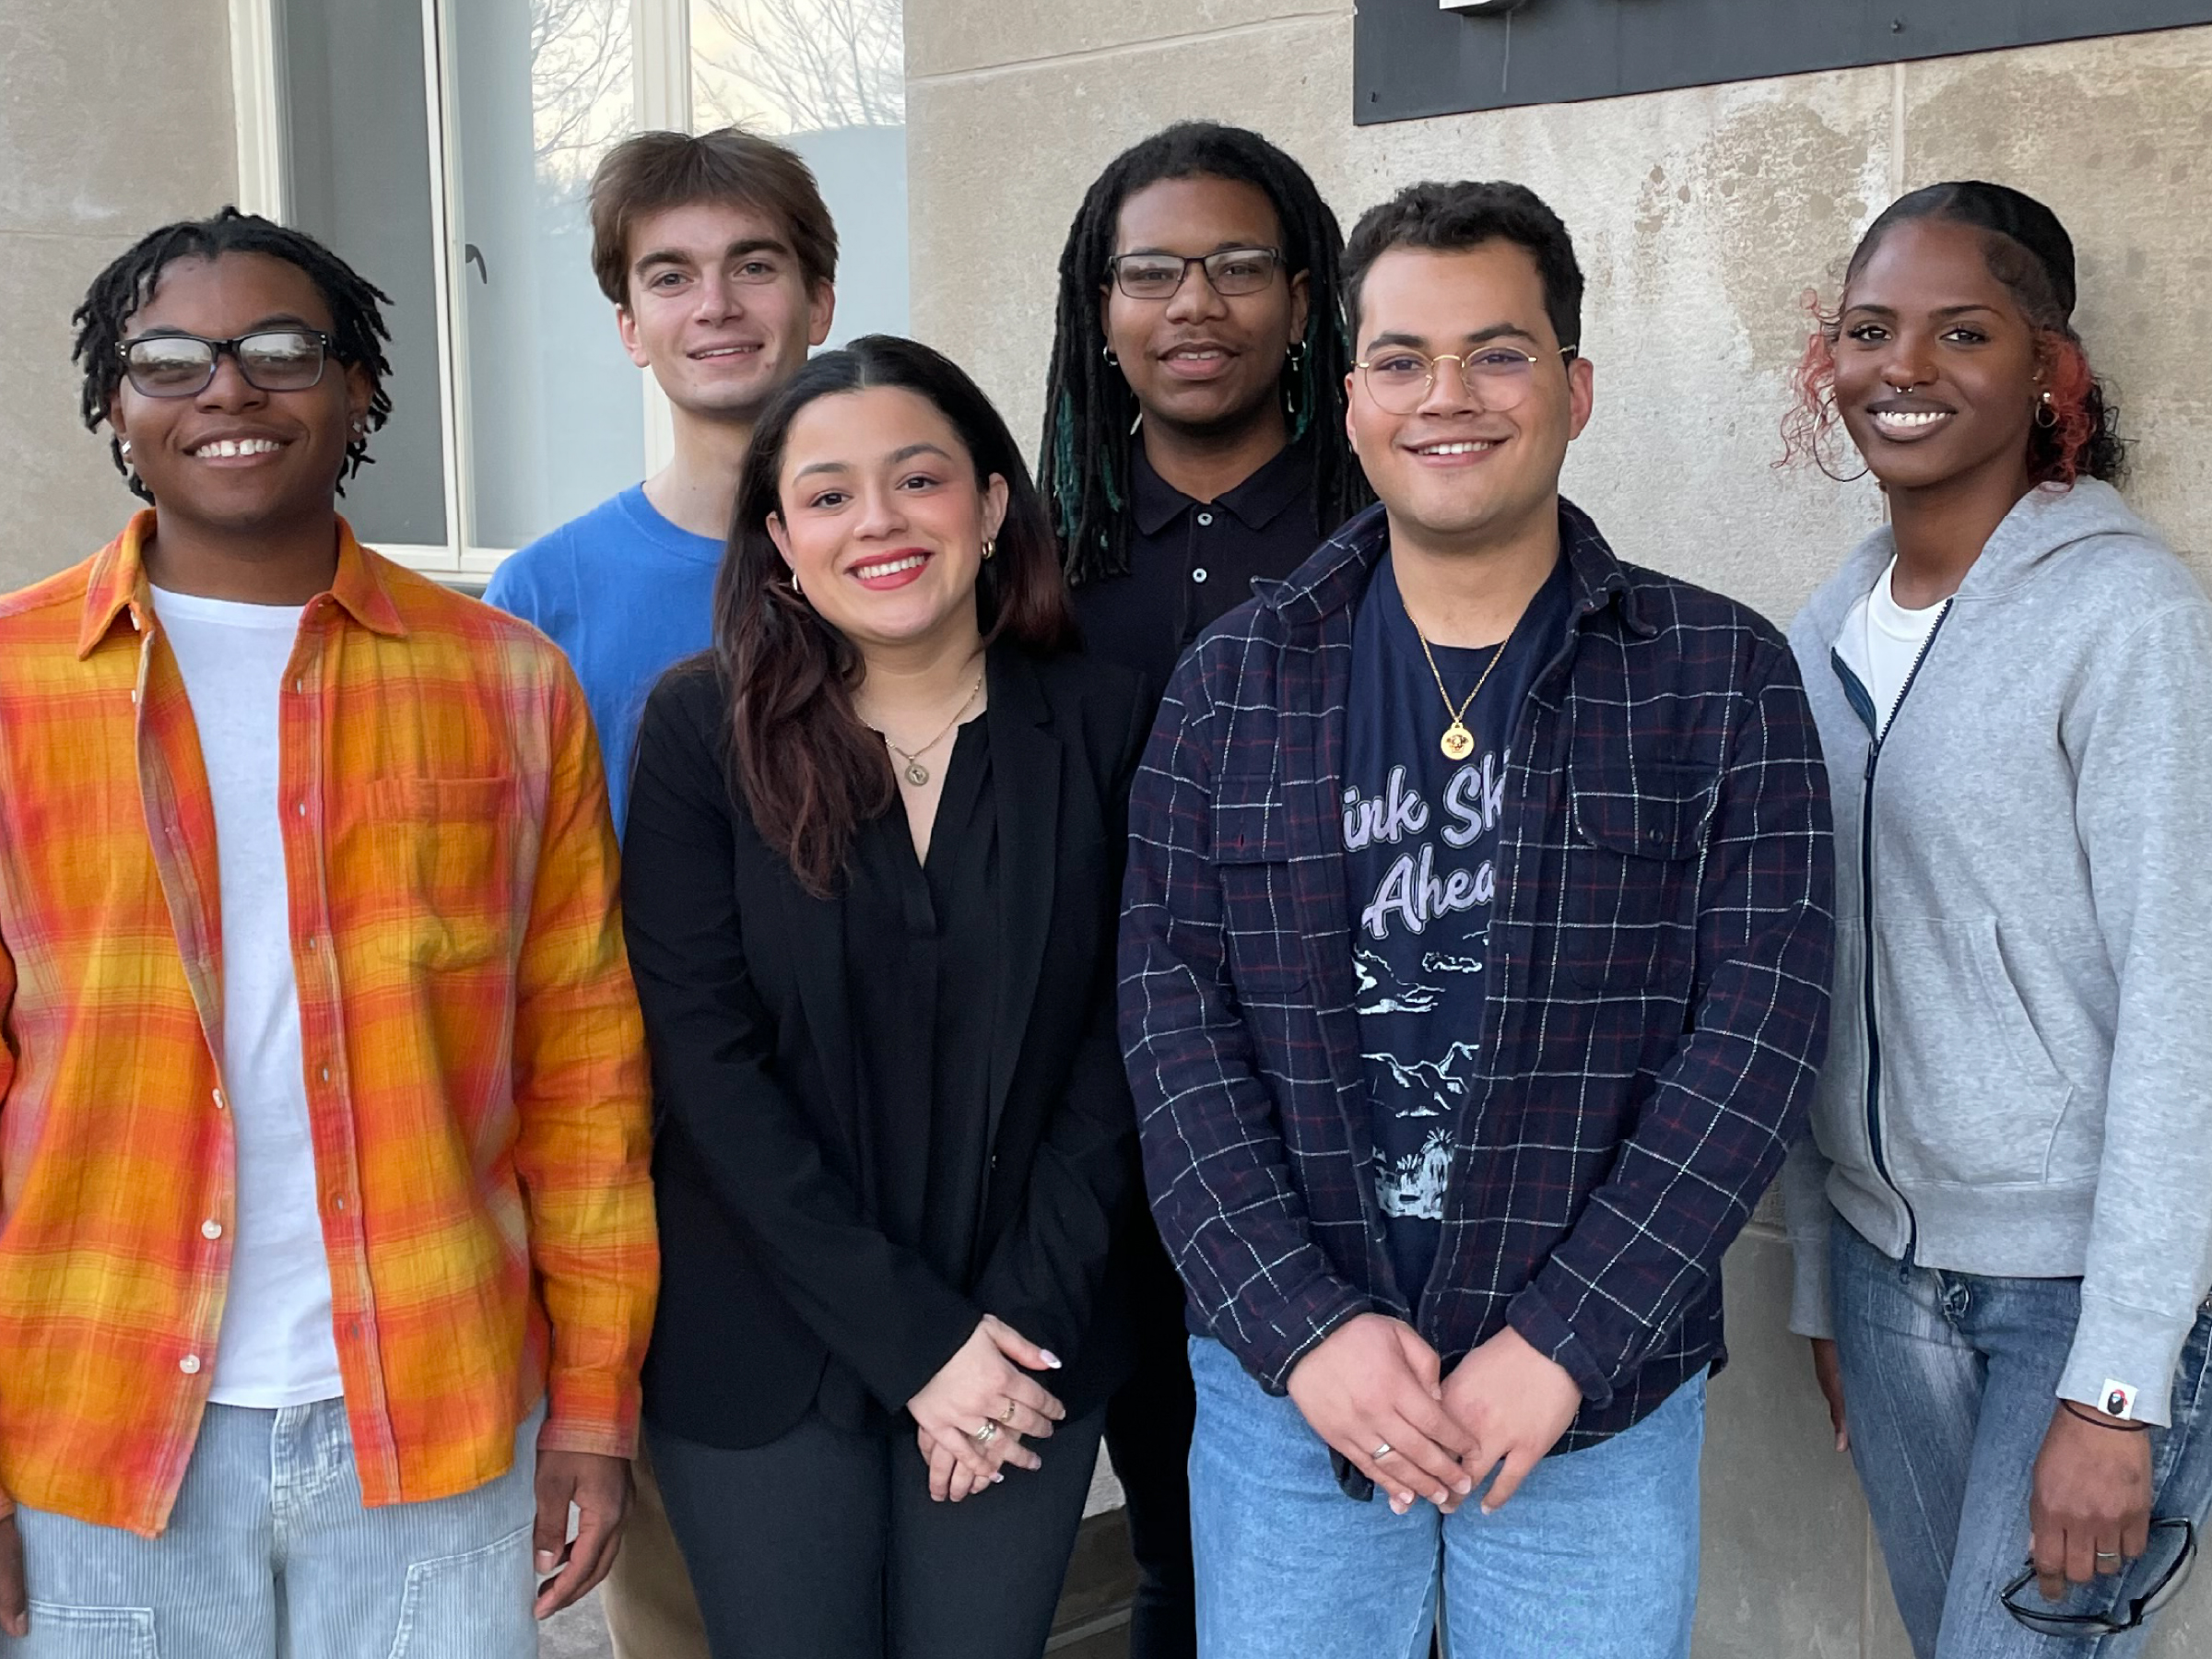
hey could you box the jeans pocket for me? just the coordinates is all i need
[383,1522,534,1659]
[18,1604,157,1658]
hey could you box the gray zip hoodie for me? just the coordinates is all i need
[1782,479,2212,1423]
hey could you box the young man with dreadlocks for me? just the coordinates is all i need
[0,209,654,1657]
[1039,122,1363,1659]
[1041,120,1367,699]
[1121,181,1834,1656]
[482,124,835,1659]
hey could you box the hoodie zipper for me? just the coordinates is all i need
[1831,598,1952,1265]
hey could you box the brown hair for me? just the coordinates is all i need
[588,125,838,307]
[717,335,1077,898]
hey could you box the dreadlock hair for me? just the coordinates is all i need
[1039,122,1369,587]
[71,206,394,504]
[1782,181,2124,488]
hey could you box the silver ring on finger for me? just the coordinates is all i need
[1372,1441,1393,1461]
[2095,1550,2124,1565]
[971,1419,1001,1446]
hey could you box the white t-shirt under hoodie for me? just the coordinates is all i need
[152,585,345,1406]
[1837,556,1947,737]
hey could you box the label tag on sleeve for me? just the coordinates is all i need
[2100,1380,2140,1421]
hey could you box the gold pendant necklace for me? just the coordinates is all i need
[881,671,984,787]
[1414,626,1509,761]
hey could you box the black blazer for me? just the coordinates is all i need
[622,644,1153,1451]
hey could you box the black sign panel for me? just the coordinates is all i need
[1356,1,2212,124]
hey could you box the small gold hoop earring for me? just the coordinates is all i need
[2035,391,2059,430]
[982,537,996,562]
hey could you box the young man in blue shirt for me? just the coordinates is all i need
[488,125,835,830]
[1121,181,1834,1658]
[485,124,835,1659]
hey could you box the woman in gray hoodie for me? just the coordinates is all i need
[1782,182,2212,1656]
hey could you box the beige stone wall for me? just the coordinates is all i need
[0,0,241,594]
[906,9,2212,1656]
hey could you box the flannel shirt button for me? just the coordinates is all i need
[201,1219,222,1240]
[178,1354,201,1375]
[211,1088,226,1110]
[295,801,307,818]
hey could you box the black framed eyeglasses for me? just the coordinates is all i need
[2000,1517,2196,1637]
[1106,247,1285,300]
[118,329,332,398]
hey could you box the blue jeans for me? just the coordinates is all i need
[0,1400,540,1659]
[1830,1219,2212,1659]
[1186,1336,1706,1659]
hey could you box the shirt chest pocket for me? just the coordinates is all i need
[1211,795,1309,1000]
[1553,759,1710,991]
[363,776,518,969]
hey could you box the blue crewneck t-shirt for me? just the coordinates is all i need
[1342,550,1571,1304]
[484,485,723,833]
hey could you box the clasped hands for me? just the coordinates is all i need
[1287,1312,1585,1518]
[908,1312,1068,1504]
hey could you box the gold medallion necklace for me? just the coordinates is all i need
[1412,622,1509,761]
[880,671,984,787]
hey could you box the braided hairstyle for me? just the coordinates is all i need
[1040,123,1369,586]
[72,206,394,503]
[1783,181,2124,488]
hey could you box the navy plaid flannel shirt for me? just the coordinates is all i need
[1120,499,1835,1448]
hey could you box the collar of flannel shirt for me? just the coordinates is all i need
[76,511,405,659]
[1253,496,1660,645]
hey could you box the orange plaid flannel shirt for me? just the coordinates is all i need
[0,515,656,1536]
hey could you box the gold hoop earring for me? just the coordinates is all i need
[982,537,996,562]
[2035,389,2059,430]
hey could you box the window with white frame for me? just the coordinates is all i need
[230,0,907,579]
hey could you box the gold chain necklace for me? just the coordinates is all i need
[880,672,984,786]
[1412,622,1509,761]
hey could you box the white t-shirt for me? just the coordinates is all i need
[151,586,344,1407]
[1839,557,1947,737]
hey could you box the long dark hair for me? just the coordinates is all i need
[1039,122,1369,586]
[716,335,1076,897]
[1783,180,2124,487]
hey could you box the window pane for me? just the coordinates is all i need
[280,0,448,547]
[690,0,910,344]
[449,0,645,550]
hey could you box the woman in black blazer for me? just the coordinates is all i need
[621,335,1151,1659]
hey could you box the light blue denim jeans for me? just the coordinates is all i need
[1187,1335,1707,1659]
[0,1399,541,1659]
[1831,1218,2212,1659]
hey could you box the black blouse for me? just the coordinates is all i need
[843,719,997,1291]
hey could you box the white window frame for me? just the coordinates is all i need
[228,0,691,580]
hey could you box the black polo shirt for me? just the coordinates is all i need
[1070,435,1324,696]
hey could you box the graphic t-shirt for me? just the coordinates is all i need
[1342,552,1571,1303]
[484,484,723,833]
